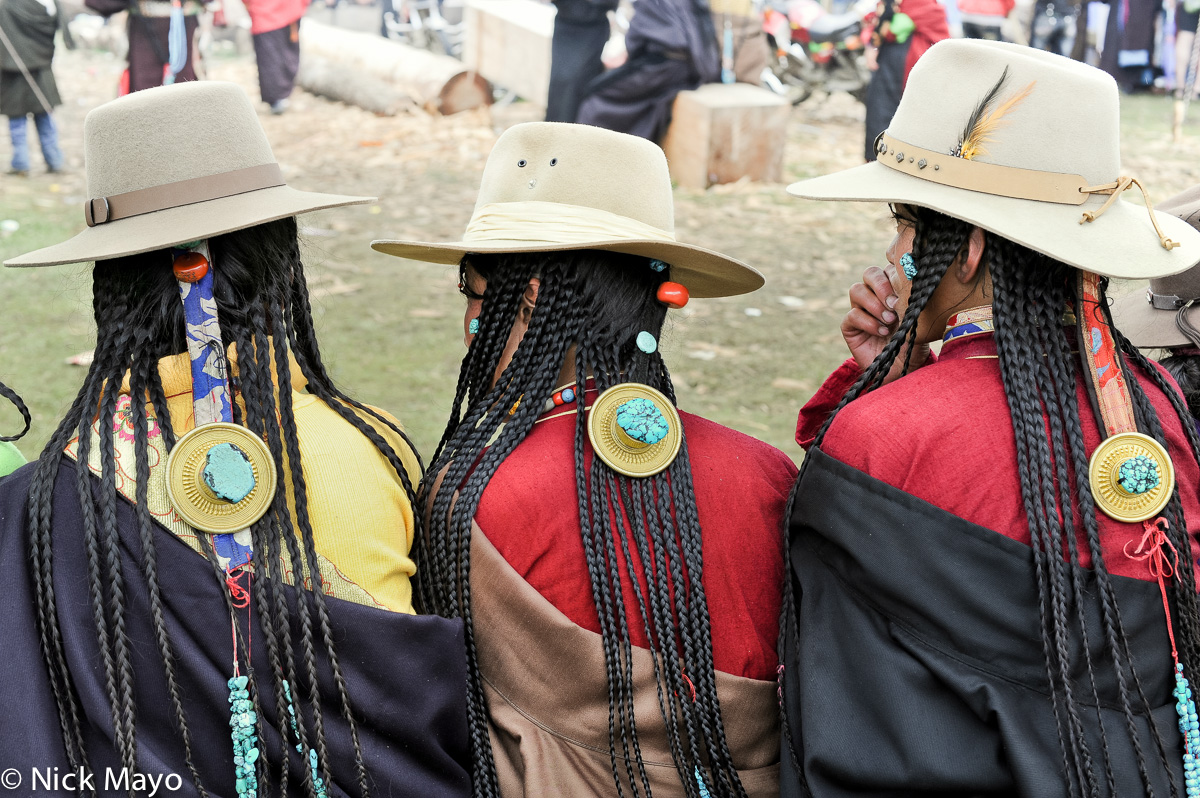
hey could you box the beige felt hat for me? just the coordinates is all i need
[1111,185,1200,348]
[5,81,372,268]
[371,122,763,298]
[787,39,1200,280]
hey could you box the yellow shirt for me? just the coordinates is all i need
[141,351,420,614]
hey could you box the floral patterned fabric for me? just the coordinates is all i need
[65,393,381,606]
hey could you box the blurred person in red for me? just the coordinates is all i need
[862,0,947,161]
[243,0,308,114]
[957,0,1014,38]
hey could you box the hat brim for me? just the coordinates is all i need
[4,185,374,267]
[787,162,1200,280]
[370,238,765,299]
[1109,288,1198,349]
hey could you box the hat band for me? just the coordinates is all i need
[84,163,286,228]
[876,133,1090,206]
[1149,289,1190,310]
[464,201,676,247]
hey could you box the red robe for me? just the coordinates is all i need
[796,332,1200,580]
[477,390,797,681]
[900,0,950,85]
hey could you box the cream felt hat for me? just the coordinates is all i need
[5,81,372,268]
[371,122,763,298]
[1111,185,1200,348]
[787,39,1200,280]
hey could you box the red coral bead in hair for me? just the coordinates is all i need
[173,251,210,283]
[656,281,689,309]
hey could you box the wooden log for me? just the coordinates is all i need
[296,54,414,116]
[661,83,789,189]
[298,19,491,115]
[462,0,554,105]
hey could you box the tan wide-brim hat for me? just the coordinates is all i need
[1111,185,1200,348]
[787,39,1200,280]
[5,81,372,268]
[371,122,763,298]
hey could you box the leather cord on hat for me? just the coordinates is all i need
[1079,177,1181,251]
[1177,300,1200,348]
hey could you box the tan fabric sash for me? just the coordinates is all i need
[463,201,677,246]
[876,133,1090,205]
[84,163,286,227]
[470,525,780,798]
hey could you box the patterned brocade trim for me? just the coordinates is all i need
[65,395,386,609]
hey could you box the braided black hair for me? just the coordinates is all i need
[419,250,748,798]
[0,378,30,442]
[26,217,418,798]
[781,205,1200,797]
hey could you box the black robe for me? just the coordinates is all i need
[0,0,62,117]
[780,447,1187,797]
[0,459,473,797]
[575,0,720,143]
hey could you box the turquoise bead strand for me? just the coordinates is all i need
[227,675,259,798]
[283,680,329,798]
[1175,663,1200,798]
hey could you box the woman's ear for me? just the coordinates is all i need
[956,227,987,284]
[519,278,541,323]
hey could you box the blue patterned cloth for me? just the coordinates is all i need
[177,244,251,570]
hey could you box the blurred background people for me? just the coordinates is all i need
[576,0,720,142]
[863,0,949,161]
[243,0,308,113]
[85,0,205,92]
[957,0,1014,38]
[545,0,618,122]
[0,0,68,174]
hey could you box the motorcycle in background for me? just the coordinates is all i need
[760,0,875,104]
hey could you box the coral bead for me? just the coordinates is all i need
[173,251,210,282]
[656,281,689,309]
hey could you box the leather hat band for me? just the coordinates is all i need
[85,163,286,227]
[875,133,1090,205]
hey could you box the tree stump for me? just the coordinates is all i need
[661,83,790,189]
[462,0,554,105]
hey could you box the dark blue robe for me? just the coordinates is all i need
[0,458,473,797]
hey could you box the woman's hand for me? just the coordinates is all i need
[842,265,930,383]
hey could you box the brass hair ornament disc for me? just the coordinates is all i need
[166,422,277,534]
[587,383,683,478]
[1087,432,1175,523]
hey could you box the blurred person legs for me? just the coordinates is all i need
[253,20,301,113]
[33,112,64,171]
[546,0,615,123]
[863,40,908,161]
[7,115,30,175]
[120,10,202,91]
[1176,3,1200,96]
[242,0,307,110]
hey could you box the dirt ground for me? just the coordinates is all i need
[2,43,1200,463]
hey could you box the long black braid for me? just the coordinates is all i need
[0,378,30,442]
[418,250,747,798]
[781,205,1200,797]
[26,217,416,797]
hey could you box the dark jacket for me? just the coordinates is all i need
[780,447,1187,797]
[0,0,63,115]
